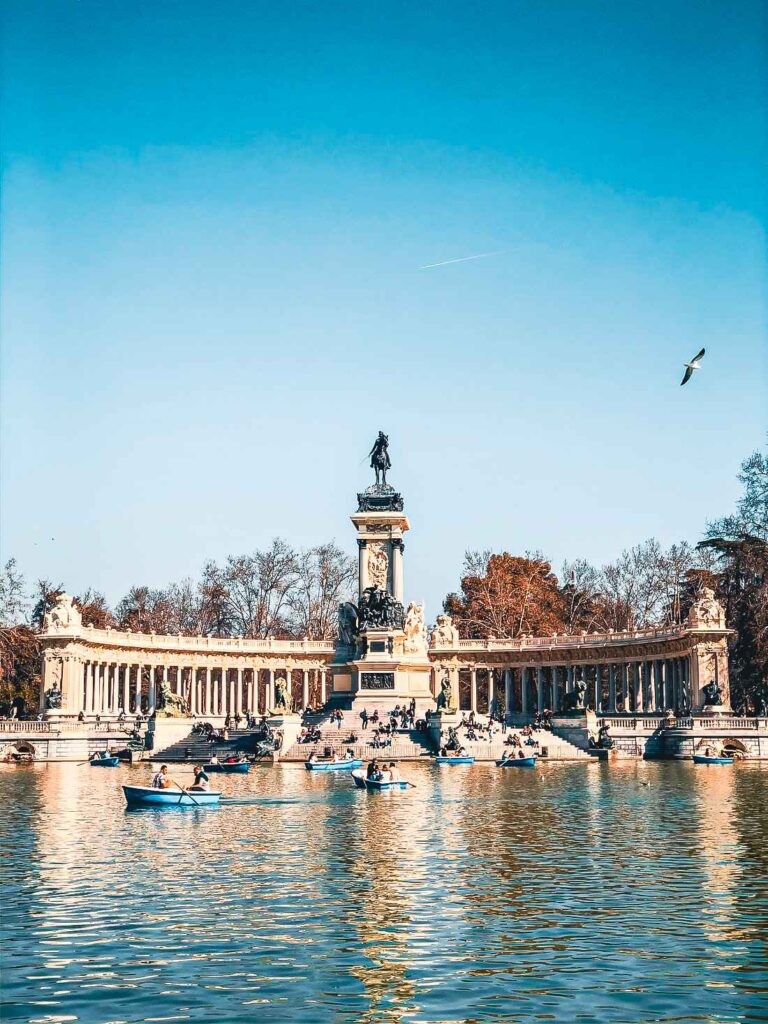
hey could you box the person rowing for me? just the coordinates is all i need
[190,765,210,791]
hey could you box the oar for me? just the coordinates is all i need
[174,781,200,806]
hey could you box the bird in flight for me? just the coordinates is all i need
[680,347,706,386]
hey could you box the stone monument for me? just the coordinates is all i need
[329,433,434,708]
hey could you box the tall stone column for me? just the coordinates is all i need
[84,661,94,713]
[470,668,478,713]
[146,667,155,713]
[551,666,559,713]
[302,670,309,710]
[594,664,602,711]
[320,669,327,706]
[134,665,142,713]
[358,539,368,599]
[487,668,495,715]
[391,539,405,603]
[236,668,243,715]
[537,666,544,712]
[633,662,643,713]
[268,668,276,711]
[508,668,516,717]
[608,664,616,713]
[566,665,574,695]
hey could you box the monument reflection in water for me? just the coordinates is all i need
[1,761,767,1024]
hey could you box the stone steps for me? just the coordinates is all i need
[152,729,264,762]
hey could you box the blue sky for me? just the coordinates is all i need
[1,0,765,617]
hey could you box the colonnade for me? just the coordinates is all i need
[76,661,328,718]
[457,656,692,717]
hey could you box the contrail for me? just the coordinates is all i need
[417,248,509,270]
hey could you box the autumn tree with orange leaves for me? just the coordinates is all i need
[444,551,565,639]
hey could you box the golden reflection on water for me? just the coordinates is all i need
[1,760,767,1024]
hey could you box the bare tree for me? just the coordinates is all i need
[0,559,28,627]
[217,538,300,638]
[288,542,357,639]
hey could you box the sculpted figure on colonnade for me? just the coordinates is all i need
[43,594,82,631]
[429,613,459,648]
[158,679,188,717]
[687,587,726,629]
[274,677,289,711]
[435,673,454,712]
[403,602,427,655]
[563,680,588,713]
[702,681,724,707]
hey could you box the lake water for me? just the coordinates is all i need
[1,760,766,1024]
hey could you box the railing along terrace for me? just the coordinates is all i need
[44,624,336,654]
[0,719,131,734]
[445,624,701,653]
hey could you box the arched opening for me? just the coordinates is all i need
[4,741,36,763]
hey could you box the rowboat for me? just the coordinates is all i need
[122,784,221,806]
[364,778,408,791]
[305,758,363,772]
[90,755,120,767]
[496,756,536,768]
[692,755,734,765]
[204,761,250,774]
[434,756,475,765]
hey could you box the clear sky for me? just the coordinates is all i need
[1,0,766,619]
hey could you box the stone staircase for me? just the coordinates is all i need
[151,728,266,763]
[282,702,435,762]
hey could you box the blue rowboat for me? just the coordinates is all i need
[90,755,120,767]
[122,784,221,807]
[364,778,408,791]
[434,756,475,765]
[692,755,734,765]
[203,761,250,774]
[305,758,363,772]
[496,756,536,768]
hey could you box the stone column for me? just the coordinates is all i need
[134,665,142,713]
[506,668,515,717]
[608,664,616,713]
[633,662,643,713]
[285,669,292,711]
[536,667,544,712]
[487,668,495,715]
[358,539,368,599]
[162,666,169,705]
[302,669,309,710]
[146,667,155,713]
[236,668,243,716]
[84,662,94,713]
[551,666,559,713]
[392,539,404,604]
[268,668,276,711]
[566,665,574,696]
[320,669,327,706]
[469,668,478,713]
[111,665,119,714]
[594,664,602,712]
[212,673,219,716]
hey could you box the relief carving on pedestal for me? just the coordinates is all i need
[367,543,389,589]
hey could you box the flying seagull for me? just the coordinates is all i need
[680,347,705,386]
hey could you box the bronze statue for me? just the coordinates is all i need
[436,673,453,711]
[274,677,289,711]
[338,602,358,646]
[368,431,391,486]
[157,679,188,717]
[44,686,62,711]
[563,680,587,713]
[702,681,723,706]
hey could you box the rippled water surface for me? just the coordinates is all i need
[1,760,767,1024]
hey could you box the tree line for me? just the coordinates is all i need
[444,446,767,711]
[1,445,765,714]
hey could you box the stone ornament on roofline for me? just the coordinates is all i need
[687,587,726,629]
[43,594,82,632]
